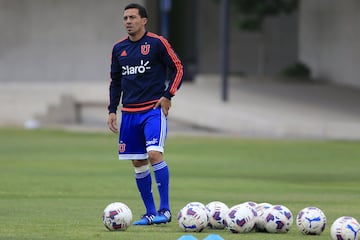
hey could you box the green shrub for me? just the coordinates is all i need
[281,61,311,79]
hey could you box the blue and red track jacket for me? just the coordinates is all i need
[108,32,184,113]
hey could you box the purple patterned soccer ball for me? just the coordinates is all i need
[254,202,273,232]
[177,202,208,232]
[296,206,326,235]
[263,205,293,233]
[206,201,229,229]
[102,202,132,231]
[330,216,360,240]
[224,203,257,233]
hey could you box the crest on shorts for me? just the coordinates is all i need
[119,142,126,153]
[141,43,150,55]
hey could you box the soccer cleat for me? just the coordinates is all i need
[153,209,172,224]
[133,214,155,225]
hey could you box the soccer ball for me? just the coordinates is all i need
[330,216,360,240]
[102,202,132,231]
[263,205,293,233]
[296,206,326,235]
[224,203,257,233]
[254,202,273,232]
[177,202,209,232]
[205,201,229,229]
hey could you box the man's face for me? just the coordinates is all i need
[123,8,147,36]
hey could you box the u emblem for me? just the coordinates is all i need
[119,143,126,153]
[141,44,150,55]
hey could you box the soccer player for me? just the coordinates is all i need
[107,3,183,225]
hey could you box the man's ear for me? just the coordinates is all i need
[142,18,148,25]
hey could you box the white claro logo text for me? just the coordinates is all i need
[122,60,151,75]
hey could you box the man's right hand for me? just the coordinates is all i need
[107,113,118,133]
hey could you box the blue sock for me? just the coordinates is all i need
[152,161,170,211]
[135,169,156,216]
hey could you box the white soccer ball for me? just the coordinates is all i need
[254,202,273,232]
[205,201,229,229]
[330,216,360,240]
[263,205,293,233]
[177,202,209,232]
[102,202,132,231]
[296,206,326,235]
[224,203,257,233]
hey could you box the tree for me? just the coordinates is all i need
[230,0,298,76]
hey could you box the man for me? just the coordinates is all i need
[107,3,183,225]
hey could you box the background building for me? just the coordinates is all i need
[299,0,360,87]
[1,0,359,87]
[0,0,133,83]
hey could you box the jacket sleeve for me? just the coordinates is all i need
[158,37,184,100]
[108,47,122,114]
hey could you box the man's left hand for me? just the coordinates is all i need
[154,97,171,116]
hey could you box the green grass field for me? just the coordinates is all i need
[0,128,359,240]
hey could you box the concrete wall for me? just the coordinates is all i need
[196,0,299,76]
[0,0,140,82]
[299,0,360,88]
[2,0,359,88]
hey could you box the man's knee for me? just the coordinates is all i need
[148,151,163,164]
[133,164,150,174]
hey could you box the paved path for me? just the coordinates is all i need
[171,76,360,139]
[1,77,360,139]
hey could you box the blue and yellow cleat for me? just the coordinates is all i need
[133,214,155,225]
[153,209,172,224]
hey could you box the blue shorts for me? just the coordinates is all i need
[118,108,167,160]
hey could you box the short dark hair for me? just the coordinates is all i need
[124,3,148,18]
